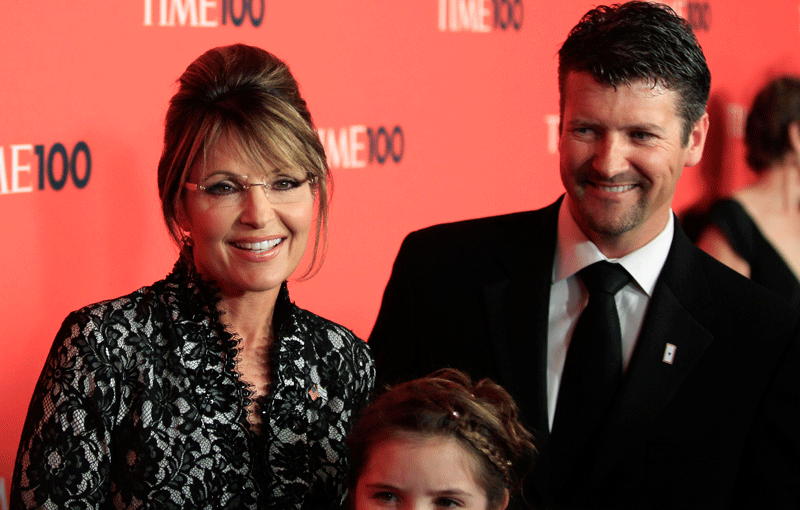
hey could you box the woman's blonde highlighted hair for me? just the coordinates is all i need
[157,44,330,277]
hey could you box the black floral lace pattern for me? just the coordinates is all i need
[11,259,375,510]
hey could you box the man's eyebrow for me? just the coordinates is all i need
[565,119,665,132]
[565,119,598,127]
[626,123,664,132]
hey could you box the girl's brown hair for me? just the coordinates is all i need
[347,369,537,509]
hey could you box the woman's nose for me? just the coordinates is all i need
[238,185,275,227]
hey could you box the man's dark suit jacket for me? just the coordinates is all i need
[368,199,800,510]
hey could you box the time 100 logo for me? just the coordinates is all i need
[0,142,91,195]
[143,0,265,27]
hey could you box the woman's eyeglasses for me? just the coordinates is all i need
[184,174,313,206]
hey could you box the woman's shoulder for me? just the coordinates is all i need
[290,304,364,349]
[277,303,376,403]
[285,302,374,369]
[69,280,160,319]
[57,276,175,348]
[64,259,209,333]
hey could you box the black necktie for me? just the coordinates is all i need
[550,261,632,475]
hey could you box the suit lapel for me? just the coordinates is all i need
[477,205,717,502]
[482,199,561,441]
[585,220,715,486]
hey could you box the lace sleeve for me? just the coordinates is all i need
[350,333,377,418]
[11,308,121,509]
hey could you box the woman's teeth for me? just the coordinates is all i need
[233,239,282,251]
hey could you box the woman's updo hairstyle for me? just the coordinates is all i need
[347,368,537,509]
[157,43,330,277]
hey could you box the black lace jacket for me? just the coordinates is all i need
[11,259,375,509]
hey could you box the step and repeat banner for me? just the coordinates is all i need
[2,0,799,501]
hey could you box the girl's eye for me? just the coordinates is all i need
[372,490,399,503]
[434,497,462,508]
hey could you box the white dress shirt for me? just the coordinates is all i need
[546,201,674,430]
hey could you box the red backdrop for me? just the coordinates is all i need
[2,0,799,503]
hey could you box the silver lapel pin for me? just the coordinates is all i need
[663,343,677,364]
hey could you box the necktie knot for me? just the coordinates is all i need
[579,261,632,296]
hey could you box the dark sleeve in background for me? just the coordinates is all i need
[368,232,429,389]
[368,223,507,391]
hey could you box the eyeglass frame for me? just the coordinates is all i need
[183,173,316,205]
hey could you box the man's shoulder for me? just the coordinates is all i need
[677,239,799,332]
[403,200,560,248]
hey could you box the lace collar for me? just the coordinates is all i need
[161,252,293,333]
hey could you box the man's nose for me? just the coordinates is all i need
[593,134,629,178]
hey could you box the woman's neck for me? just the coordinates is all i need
[216,288,280,434]
[216,286,280,344]
[748,159,800,213]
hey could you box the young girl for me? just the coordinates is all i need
[347,369,537,509]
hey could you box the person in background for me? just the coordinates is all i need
[697,76,800,309]
[11,43,374,509]
[369,2,800,508]
[347,368,537,510]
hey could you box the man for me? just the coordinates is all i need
[368,2,800,509]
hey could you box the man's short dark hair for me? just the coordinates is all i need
[558,1,710,144]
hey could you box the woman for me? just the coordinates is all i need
[698,76,800,309]
[347,369,537,510]
[11,44,375,509]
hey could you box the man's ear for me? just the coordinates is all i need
[684,112,709,168]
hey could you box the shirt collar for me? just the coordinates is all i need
[553,200,674,297]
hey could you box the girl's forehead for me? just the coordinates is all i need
[359,433,486,502]
[377,431,479,468]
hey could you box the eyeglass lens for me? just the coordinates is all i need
[197,174,310,205]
